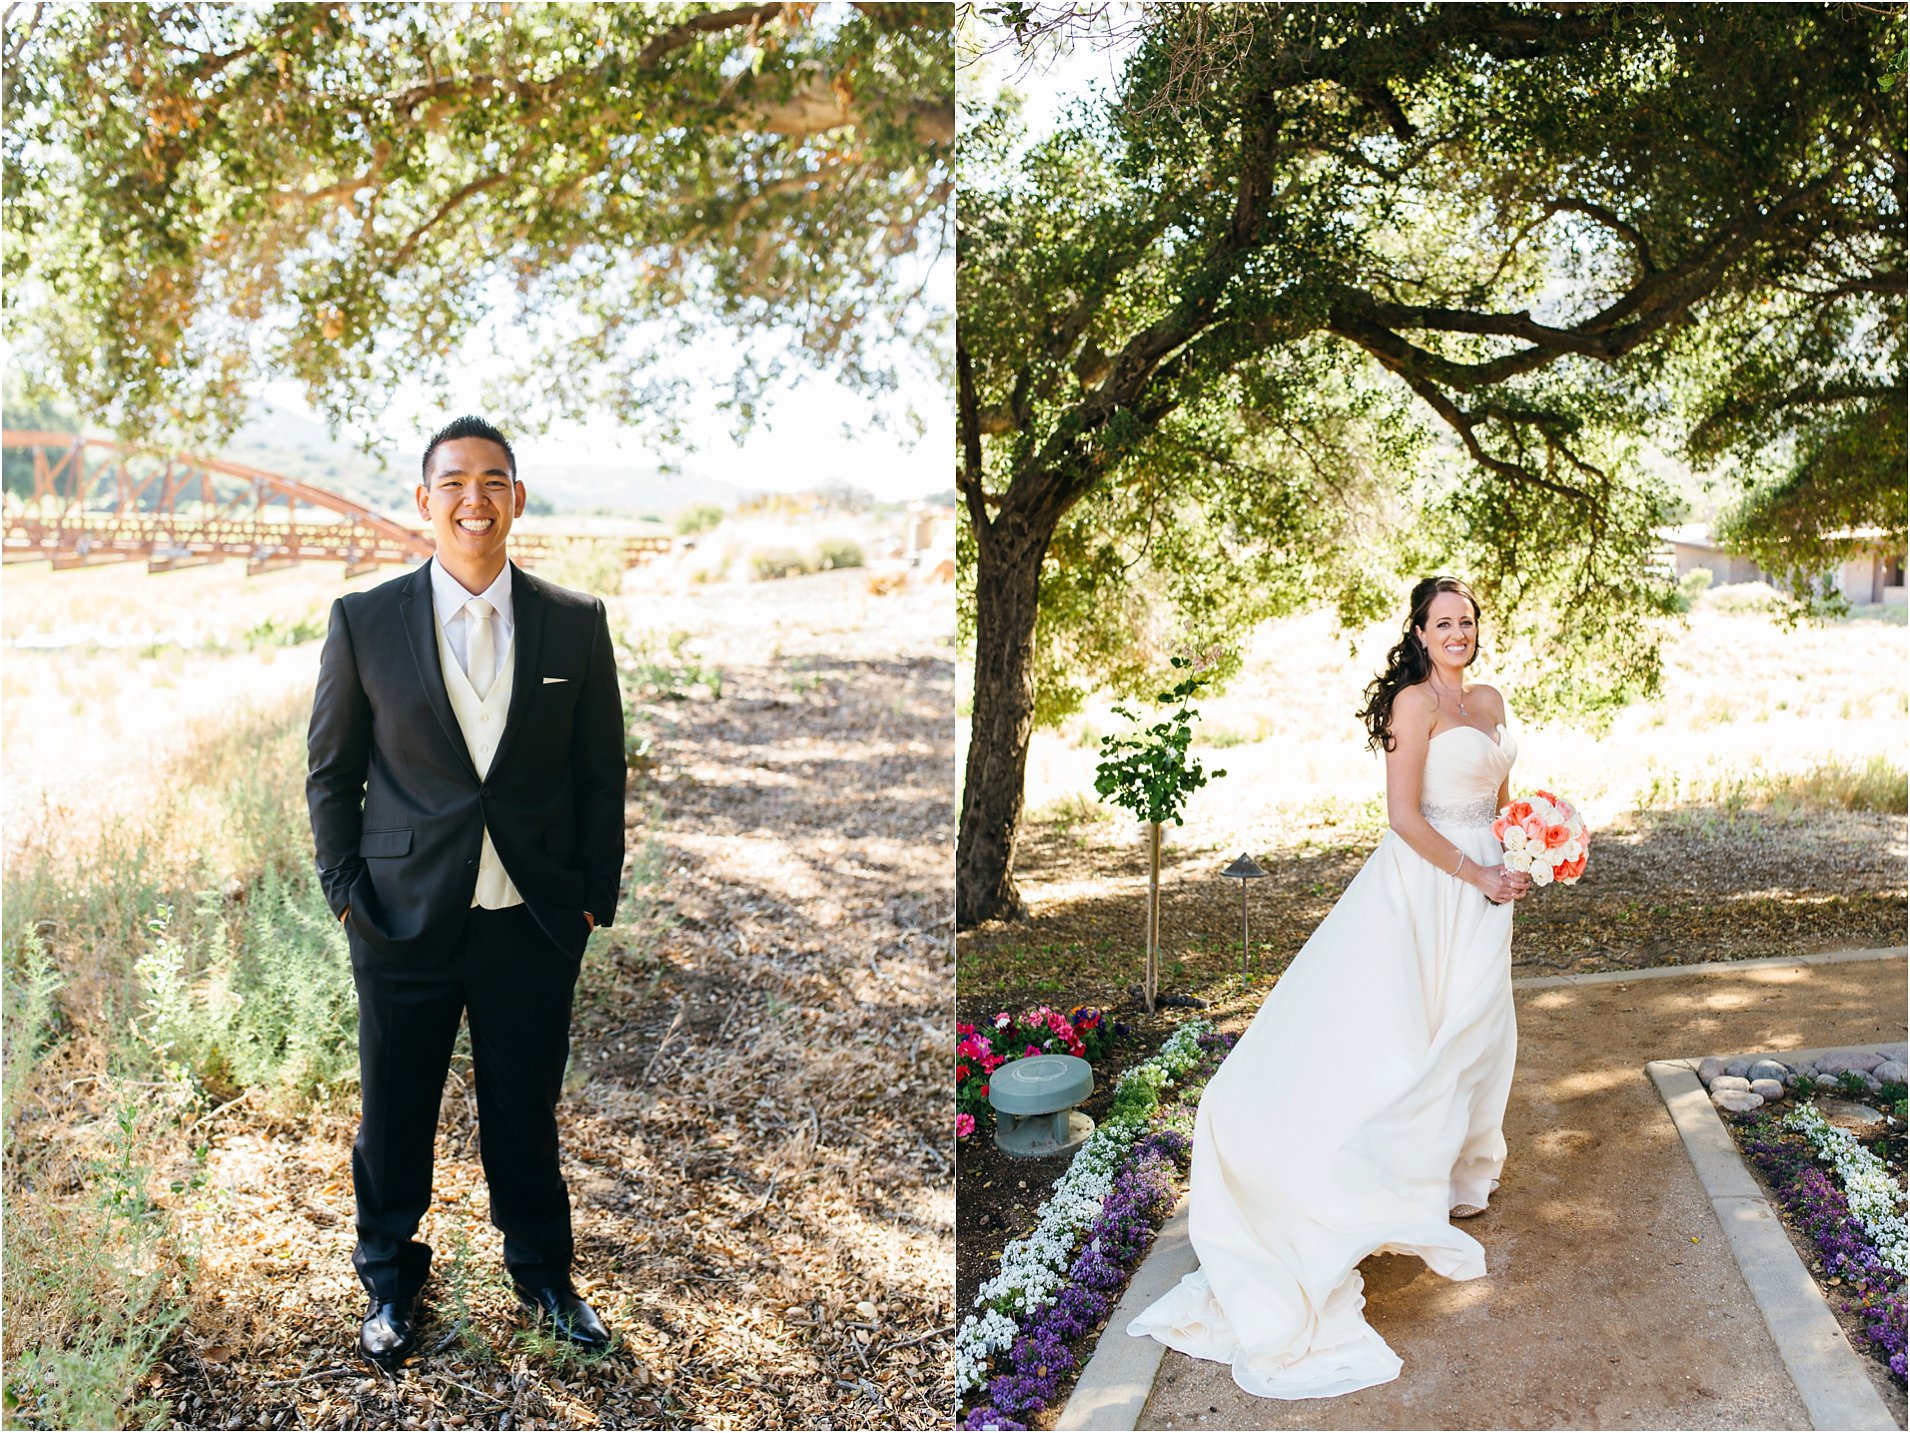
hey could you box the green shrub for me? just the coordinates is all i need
[751,547,814,581]
[1670,567,1714,613]
[674,503,726,536]
[135,874,357,1104]
[241,610,327,650]
[815,537,864,571]
[540,537,626,597]
[2,1084,189,1431]
[2,925,64,1147]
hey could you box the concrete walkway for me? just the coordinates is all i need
[1093,950,1906,1431]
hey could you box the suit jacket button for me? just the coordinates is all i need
[479,784,491,797]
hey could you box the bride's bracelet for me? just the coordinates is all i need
[1450,849,1466,877]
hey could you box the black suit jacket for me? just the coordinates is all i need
[306,560,626,962]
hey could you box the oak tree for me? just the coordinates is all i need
[3,1,953,446]
[957,2,1904,924]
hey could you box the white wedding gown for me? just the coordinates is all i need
[1128,721,1520,1399]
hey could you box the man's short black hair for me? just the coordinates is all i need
[422,415,516,484]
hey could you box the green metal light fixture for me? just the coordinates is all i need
[1220,852,1269,975]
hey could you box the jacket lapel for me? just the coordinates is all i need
[400,560,479,780]
[486,560,544,775]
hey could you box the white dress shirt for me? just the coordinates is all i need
[429,557,515,682]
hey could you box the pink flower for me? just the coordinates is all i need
[1025,1044,1041,1058]
[956,1113,975,1139]
[994,1012,1011,1029]
[1521,815,1546,841]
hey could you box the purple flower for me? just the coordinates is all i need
[962,1408,1026,1431]
[1733,1113,1905,1386]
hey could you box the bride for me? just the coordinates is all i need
[1127,575,1533,1399]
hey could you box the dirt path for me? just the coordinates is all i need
[153,569,955,1429]
[1140,954,1908,1431]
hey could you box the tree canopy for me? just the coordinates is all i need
[2,1,953,447]
[956,1,1906,924]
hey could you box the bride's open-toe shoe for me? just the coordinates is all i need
[1450,1203,1488,1219]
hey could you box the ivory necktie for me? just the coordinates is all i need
[464,597,496,699]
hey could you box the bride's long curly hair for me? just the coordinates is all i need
[1358,576,1483,753]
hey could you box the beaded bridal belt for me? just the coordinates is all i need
[1420,797,1500,827]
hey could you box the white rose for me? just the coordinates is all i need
[1561,838,1583,861]
[1504,826,1528,852]
[1504,849,1533,873]
[1566,816,1584,839]
[1530,861,1555,886]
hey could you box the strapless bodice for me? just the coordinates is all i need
[1420,723,1516,827]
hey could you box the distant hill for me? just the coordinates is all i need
[527,459,745,518]
[6,396,939,517]
[225,404,411,510]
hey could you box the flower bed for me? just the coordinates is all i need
[1732,1110,1907,1385]
[1782,1101,1908,1276]
[957,1005,1121,1141]
[956,1020,1231,1430]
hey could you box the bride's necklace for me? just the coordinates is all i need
[1431,675,1468,715]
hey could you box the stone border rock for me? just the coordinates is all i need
[1648,1057,1900,1431]
[1693,1041,1908,1115]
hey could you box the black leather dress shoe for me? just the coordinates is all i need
[514,1283,611,1351]
[359,1293,422,1369]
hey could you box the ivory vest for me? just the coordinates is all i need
[435,616,524,909]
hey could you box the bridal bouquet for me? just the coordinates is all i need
[1492,789,1589,886]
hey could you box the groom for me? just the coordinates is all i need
[307,415,626,1367]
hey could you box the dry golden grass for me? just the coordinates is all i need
[1018,595,1909,848]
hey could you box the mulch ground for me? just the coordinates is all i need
[132,569,955,1430]
[962,804,1908,1004]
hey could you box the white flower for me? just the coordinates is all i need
[1504,849,1533,872]
[1560,839,1583,861]
[1530,861,1555,886]
[1782,1103,1907,1275]
[1504,826,1528,852]
[1566,816,1584,839]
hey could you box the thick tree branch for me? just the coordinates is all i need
[957,341,992,531]
[636,5,781,69]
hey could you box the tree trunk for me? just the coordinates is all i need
[1145,820,1162,1013]
[956,486,1066,927]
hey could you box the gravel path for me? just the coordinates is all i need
[1139,953,1907,1431]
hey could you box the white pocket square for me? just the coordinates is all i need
[542,676,568,684]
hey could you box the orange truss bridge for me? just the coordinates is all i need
[1,431,672,576]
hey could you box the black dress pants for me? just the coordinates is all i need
[348,904,579,1302]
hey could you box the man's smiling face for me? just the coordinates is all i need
[416,436,524,580]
